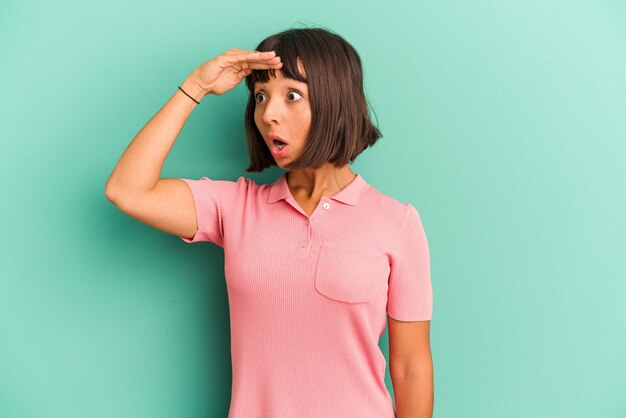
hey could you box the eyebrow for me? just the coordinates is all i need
[253,83,307,93]
[254,77,308,87]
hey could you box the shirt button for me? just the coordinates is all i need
[301,240,308,247]
[322,202,330,210]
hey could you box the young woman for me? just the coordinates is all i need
[105,27,433,418]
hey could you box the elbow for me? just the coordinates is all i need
[104,180,121,205]
[390,356,433,382]
[105,175,129,205]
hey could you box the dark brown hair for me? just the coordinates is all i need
[243,26,382,172]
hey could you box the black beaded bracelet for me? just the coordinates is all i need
[178,86,200,104]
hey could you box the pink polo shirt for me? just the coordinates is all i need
[178,171,432,418]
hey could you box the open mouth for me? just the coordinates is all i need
[273,139,287,150]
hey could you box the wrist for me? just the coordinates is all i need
[180,77,209,102]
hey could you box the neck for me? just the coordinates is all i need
[286,164,356,199]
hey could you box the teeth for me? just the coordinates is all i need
[273,139,286,150]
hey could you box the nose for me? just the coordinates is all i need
[261,96,283,125]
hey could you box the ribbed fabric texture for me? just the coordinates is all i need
[179,172,432,418]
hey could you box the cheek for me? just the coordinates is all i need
[301,105,312,124]
[253,109,262,127]
[301,111,312,132]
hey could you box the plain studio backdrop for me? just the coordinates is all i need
[1,1,624,417]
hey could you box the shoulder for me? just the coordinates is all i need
[186,175,257,194]
[207,175,265,191]
[185,174,287,204]
[361,183,420,227]
[234,175,277,195]
[226,175,282,204]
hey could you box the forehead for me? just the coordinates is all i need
[254,61,308,90]
[255,71,305,86]
[295,58,306,77]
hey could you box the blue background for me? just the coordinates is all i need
[1,1,625,416]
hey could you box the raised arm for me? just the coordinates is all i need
[104,49,282,239]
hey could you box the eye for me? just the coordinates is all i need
[254,90,304,105]
[287,90,303,101]
[254,92,266,104]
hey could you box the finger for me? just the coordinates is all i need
[251,56,281,66]
[242,61,283,70]
[220,52,280,67]
[263,56,281,64]
[224,48,264,56]
[244,56,282,66]
[242,56,281,66]
[243,50,277,60]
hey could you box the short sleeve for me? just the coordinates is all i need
[178,175,248,247]
[387,203,433,321]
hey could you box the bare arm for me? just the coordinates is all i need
[104,49,282,239]
[103,76,205,239]
[104,77,204,200]
[389,318,434,418]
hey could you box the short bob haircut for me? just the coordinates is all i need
[243,26,382,173]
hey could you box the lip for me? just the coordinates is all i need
[267,133,289,158]
[268,133,288,144]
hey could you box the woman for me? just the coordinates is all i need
[105,27,433,418]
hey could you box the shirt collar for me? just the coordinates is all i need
[268,172,370,206]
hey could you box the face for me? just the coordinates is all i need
[253,60,311,168]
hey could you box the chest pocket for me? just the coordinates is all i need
[314,241,390,304]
